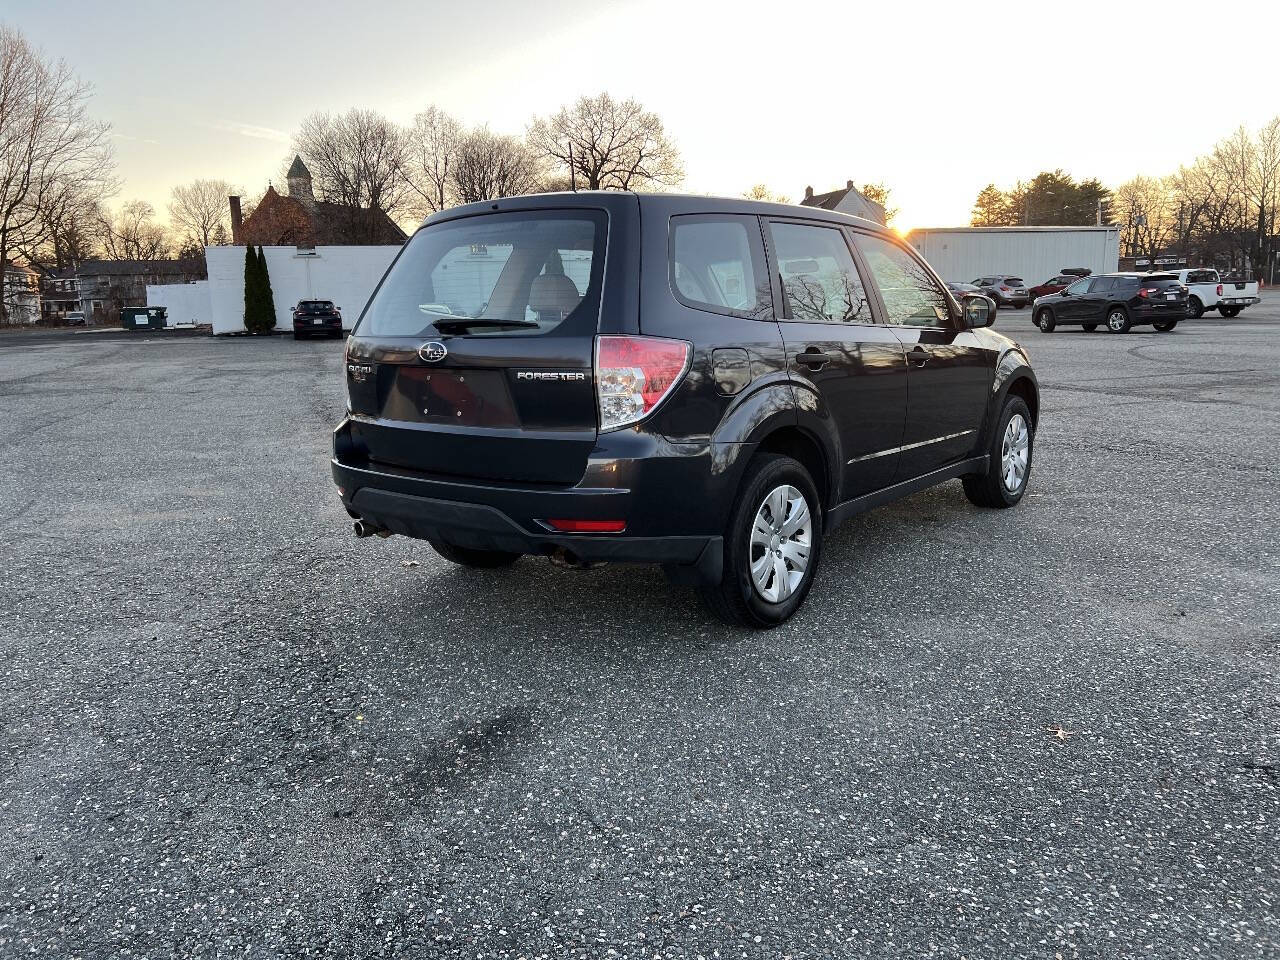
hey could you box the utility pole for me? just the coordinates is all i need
[568,143,577,192]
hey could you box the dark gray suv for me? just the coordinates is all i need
[335,193,1039,627]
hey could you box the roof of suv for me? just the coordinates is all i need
[421,191,889,235]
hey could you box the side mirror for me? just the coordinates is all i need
[962,294,995,328]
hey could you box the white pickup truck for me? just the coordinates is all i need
[1171,268,1260,319]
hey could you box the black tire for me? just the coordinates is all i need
[1220,306,1241,318]
[700,453,823,629]
[1083,324,1098,332]
[1187,296,1204,319]
[1035,309,1056,332]
[1153,319,1178,332]
[428,539,522,568]
[1105,306,1131,334]
[963,396,1034,509]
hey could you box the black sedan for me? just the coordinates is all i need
[1031,273,1187,334]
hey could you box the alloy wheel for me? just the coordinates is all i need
[749,484,812,604]
[1107,310,1127,332]
[1001,414,1030,493]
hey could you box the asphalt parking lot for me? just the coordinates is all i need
[1,302,1277,958]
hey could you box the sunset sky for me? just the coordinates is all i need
[13,0,1280,234]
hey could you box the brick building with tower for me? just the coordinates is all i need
[229,155,407,248]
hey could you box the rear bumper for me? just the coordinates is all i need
[1220,296,1259,307]
[330,419,741,580]
[294,319,343,332]
[1132,303,1188,322]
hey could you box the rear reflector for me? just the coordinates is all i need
[546,518,626,533]
[595,335,691,431]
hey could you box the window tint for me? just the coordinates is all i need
[358,210,605,337]
[1065,277,1094,295]
[768,222,872,324]
[669,215,765,316]
[1116,276,1140,290]
[1187,269,1218,284]
[854,234,950,327]
[1092,277,1116,292]
[1005,277,1025,286]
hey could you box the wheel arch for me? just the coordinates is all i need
[753,425,833,514]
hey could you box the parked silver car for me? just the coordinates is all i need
[972,275,1030,309]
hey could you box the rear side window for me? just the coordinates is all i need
[767,221,873,324]
[1186,269,1218,284]
[1092,277,1117,292]
[854,233,950,327]
[669,215,766,317]
[358,210,606,337]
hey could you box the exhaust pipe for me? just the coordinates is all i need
[353,519,392,539]
[549,547,605,571]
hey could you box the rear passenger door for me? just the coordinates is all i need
[852,231,993,481]
[1084,276,1114,321]
[762,219,908,498]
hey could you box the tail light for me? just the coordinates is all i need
[1139,287,1150,299]
[595,335,691,431]
[546,518,626,533]
[1217,283,1223,296]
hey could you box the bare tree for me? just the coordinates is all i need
[292,109,410,219]
[168,178,238,248]
[400,105,463,216]
[450,127,545,204]
[528,92,683,191]
[1113,176,1178,264]
[93,199,170,260]
[743,184,790,204]
[0,25,114,320]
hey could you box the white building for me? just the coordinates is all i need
[2,260,40,325]
[163,245,402,334]
[905,226,1121,285]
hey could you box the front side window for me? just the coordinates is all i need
[1065,278,1094,295]
[358,210,606,337]
[854,234,950,327]
[669,215,766,317]
[768,222,872,324]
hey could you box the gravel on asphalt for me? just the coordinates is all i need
[1,304,1277,958]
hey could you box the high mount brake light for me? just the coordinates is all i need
[595,335,691,432]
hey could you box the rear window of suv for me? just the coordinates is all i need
[357,210,607,338]
[298,301,334,313]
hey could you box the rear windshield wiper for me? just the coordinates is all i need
[431,317,540,333]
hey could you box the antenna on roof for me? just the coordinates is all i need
[568,143,577,192]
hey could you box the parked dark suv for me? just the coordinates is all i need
[1032,273,1187,333]
[293,300,344,339]
[333,193,1039,627]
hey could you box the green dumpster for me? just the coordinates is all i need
[121,306,167,331]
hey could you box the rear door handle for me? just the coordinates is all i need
[795,348,830,370]
[907,346,930,366]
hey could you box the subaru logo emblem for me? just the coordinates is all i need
[419,341,447,363]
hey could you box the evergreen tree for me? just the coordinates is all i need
[243,243,262,332]
[257,247,277,331]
